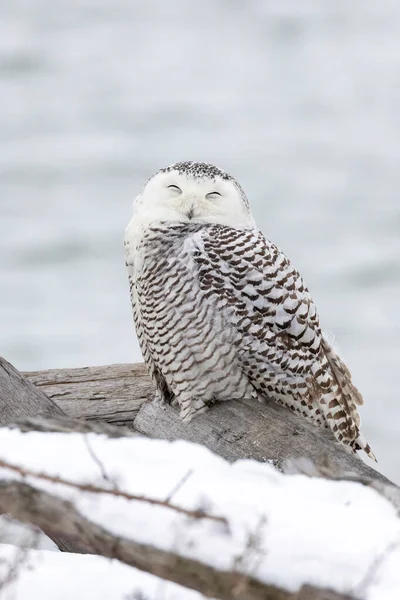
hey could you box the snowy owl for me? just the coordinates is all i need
[124,161,375,460]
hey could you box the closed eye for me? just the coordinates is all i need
[206,191,221,200]
[168,184,182,193]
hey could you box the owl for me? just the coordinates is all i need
[124,161,375,460]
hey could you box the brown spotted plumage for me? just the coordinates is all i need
[124,161,375,460]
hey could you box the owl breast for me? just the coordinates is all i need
[130,223,257,413]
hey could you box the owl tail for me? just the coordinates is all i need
[313,338,377,462]
[353,432,377,462]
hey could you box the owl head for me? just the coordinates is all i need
[131,161,255,229]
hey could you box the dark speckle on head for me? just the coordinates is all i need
[161,161,232,182]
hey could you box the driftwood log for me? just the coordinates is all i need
[24,362,150,426]
[0,356,397,600]
[24,360,392,485]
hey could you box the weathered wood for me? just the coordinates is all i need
[135,396,393,486]
[0,478,354,600]
[13,416,138,437]
[0,357,64,422]
[0,357,89,554]
[23,360,393,487]
[25,363,151,425]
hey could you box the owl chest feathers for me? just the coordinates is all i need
[125,223,253,399]
[125,224,208,329]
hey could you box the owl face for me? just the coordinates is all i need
[132,162,255,229]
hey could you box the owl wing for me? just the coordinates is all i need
[193,225,374,459]
[193,225,322,375]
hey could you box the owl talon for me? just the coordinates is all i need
[154,390,167,405]
[179,400,209,423]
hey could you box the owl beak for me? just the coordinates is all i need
[186,207,195,220]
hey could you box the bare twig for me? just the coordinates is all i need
[83,434,118,488]
[165,469,193,503]
[0,458,226,526]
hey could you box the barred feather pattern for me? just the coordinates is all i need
[125,221,375,460]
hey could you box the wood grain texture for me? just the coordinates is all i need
[25,363,152,425]
[135,396,393,486]
[13,416,138,437]
[0,357,64,422]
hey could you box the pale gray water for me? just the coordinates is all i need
[1,0,399,481]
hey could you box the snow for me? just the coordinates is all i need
[0,544,206,600]
[0,515,57,551]
[0,428,399,599]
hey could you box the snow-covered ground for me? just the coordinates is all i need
[0,544,206,600]
[0,427,399,599]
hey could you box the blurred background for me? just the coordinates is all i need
[1,0,399,481]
